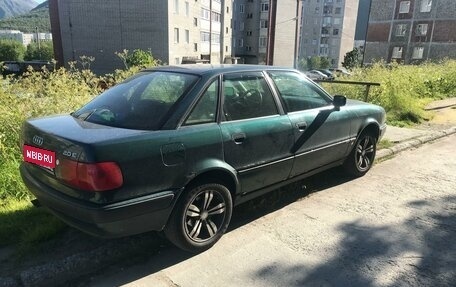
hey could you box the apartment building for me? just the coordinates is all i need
[298,0,358,67]
[0,30,52,46]
[364,0,456,64]
[49,0,232,74]
[232,0,300,67]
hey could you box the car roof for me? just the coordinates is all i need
[143,64,294,76]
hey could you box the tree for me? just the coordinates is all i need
[116,49,157,69]
[24,41,54,61]
[298,56,332,71]
[0,40,26,61]
[342,48,361,70]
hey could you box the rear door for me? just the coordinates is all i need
[219,72,294,194]
[267,71,352,177]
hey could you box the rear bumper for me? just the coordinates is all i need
[20,164,182,238]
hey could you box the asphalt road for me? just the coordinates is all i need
[85,134,456,287]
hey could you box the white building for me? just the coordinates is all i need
[0,30,52,46]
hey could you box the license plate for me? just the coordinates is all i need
[23,145,56,169]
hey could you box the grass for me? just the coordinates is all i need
[0,199,66,253]
[378,139,394,150]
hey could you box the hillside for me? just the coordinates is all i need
[0,1,49,33]
[0,0,37,19]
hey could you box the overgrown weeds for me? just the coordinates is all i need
[321,60,456,126]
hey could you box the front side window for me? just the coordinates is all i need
[412,47,424,59]
[268,71,331,112]
[223,72,278,121]
[72,72,199,130]
[185,79,219,125]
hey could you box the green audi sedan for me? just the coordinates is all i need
[20,65,386,252]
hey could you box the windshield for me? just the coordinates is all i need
[73,71,199,130]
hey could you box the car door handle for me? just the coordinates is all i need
[296,122,308,132]
[232,133,246,144]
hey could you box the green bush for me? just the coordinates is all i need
[24,41,54,61]
[0,39,26,61]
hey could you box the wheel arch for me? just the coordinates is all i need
[358,119,381,141]
[184,161,240,202]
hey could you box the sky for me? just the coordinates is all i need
[36,0,46,3]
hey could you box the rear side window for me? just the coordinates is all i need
[72,71,199,130]
[222,72,278,121]
[269,71,331,112]
[184,79,219,125]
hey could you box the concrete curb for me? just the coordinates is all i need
[377,126,456,159]
[2,127,456,287]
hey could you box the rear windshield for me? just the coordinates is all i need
[72,71,199,130]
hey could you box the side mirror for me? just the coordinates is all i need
[333,95,346,109]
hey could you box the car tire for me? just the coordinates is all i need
[164,183,233,253]
[343,131,377,177]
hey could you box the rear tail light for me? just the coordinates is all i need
[56,159,123,192]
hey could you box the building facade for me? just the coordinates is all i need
[49,0,232,74]
[364,0,456,64]
[232,0,300,67]
[0,30,52,46]
[298,0,358,68]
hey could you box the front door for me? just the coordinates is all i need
[267,71,351,177]
[219,72,294,194]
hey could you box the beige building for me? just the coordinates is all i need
[49,0,232,74]
[298,0,358,68]
[232,0,300,67]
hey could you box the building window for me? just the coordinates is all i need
[194,17,198,26]
[238,38,244,47]
[226,46,228,52]
[174,0,179,14]
[194,43,198,52]
[226,27,229,34]
[246,46,252,52]
[261,3,269,12]
[260,20,268,28]
[239,4,244,13]
[335,7,341,14]
[174,28,179,43]
[227,6,230,13]
[211,33,220,44]
[416,24,428,36]
[247,13,253,19]
[175,57,180,64]
[246,30,252,36]
[333,28,339,35]
[201,32,210,42]
[333,18,341,25]
[185,1,189,16]
[399,1,411,13]
[396,24,407,36]
[185,29,190,43]
[412,47,424,59]
[392,47,403,58]
[420,0,432,12]
[315,7,320,14]
[201,8,210,20]
[259,37,267,47]
[312,39,317,45]
[240,22,245,31]
[212,12,221,22]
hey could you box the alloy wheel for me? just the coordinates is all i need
[355,135,375,172]
[184,190,227,242]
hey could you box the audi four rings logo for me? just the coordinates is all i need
[32,135,44,146]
